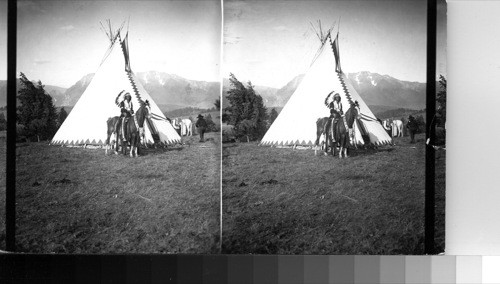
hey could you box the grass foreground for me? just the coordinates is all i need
[222,133,445,254]
[5,132,220,253]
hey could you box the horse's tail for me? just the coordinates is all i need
[315,117,329,146]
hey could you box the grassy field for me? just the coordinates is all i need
[222,133,445,254]
[4,132,220,253]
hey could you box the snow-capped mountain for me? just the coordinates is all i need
[347,71,426,110]
[223,71,426,111]
[57,71,220,110]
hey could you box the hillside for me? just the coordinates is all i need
[347,71,426,110]
[222,78,278,108]
[375,107,426,120]
[222,72,427,114]
[136,71,219,110]
[14,71,219,110]
[0,80,68,107]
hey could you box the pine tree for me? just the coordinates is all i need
[224,73,268,141]
[269,108,278,125]
[436,75,446,127]
[0,112,6,131]
[17,72,58,141]
[58,107,68,128]
[415,115,425,133]
[214,98,221,111]
[205,113,218,132]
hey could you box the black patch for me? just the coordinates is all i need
[260,179,278,185]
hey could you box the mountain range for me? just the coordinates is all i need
[223,71,427,111]
[347,71,426,110]
[0,71,220,110]
[1,70,428,116]
[0,80,67,107]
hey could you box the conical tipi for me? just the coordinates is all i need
[260,28,392,147]
[51,22,181,146]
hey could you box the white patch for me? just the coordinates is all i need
[155,72,163,85]
[355,73,361,85]
[181,119,193,136]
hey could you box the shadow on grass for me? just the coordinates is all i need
[319,146,395,158]
[125,146,185,156]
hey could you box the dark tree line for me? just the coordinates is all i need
[223,73,269,142]
[0,112,6,131]
[17,72,66,142]
[436,74,446,127]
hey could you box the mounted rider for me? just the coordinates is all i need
[324,91,343,142]
[115,91,134,141]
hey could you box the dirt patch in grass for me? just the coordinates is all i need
[222,133,445,254]
[11,132,220,253]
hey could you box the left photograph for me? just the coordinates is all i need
[13,1,221,253]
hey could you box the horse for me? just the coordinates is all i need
[315,104,360,158]
[105,101,151,157]
[391,119,404,137]
[181,118,193,136]
[105,116,120,155]
[314,117,330,154]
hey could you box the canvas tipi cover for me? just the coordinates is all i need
[51,28,181,146]
[260,32,392,147]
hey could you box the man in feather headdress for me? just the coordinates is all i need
[114,91,134,141]
[324,91,343,142]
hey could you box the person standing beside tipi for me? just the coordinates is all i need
[195,114,207,142]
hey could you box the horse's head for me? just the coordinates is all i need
[141,100,152,121]
[350,101,361,120]
[135,100,152,127]
[342,101,360,128]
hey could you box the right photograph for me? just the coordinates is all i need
[222,0,446,254]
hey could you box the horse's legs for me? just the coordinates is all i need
[314,131,321,156]
[129,134,134,157]
[122,139,128,155]
[105,134,110,155]
[324,133,329,156]
[129,136,134,157]
[114,135,120,155]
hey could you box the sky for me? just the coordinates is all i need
[0,0,6,80]
[224,0,447,88]
[0,0,221,88]
[0,0,446,89]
